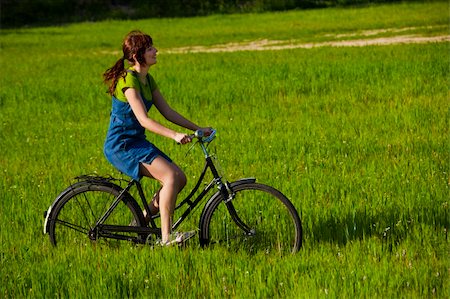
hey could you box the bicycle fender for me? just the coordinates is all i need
[199,178,256,226]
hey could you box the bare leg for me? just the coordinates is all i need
[142,190,161,222]
[139,157,187,243]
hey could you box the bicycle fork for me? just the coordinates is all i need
[217,181,255,236]
[207,155,255,236]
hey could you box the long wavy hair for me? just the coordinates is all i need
[103,30,153,96]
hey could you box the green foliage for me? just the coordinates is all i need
[1,0,442,28]
[1,1,449,298]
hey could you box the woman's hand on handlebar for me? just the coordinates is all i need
[174,132,192,144]
[199,127,214,137]
[175,127,213,144]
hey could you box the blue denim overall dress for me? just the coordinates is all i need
[103,79,171,181]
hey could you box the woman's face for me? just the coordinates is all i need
[144,46,158,66]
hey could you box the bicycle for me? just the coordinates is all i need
[43,130,302,254]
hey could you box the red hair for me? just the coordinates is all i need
[103,30,153,95]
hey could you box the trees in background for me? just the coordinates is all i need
[0,0,403,28]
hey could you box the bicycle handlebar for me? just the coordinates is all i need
[189,129,216,143]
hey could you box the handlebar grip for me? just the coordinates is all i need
[189,129,216,142]
[194,130,204,138]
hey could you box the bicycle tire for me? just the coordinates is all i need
[199,182,302,255]
[47,181,146,247]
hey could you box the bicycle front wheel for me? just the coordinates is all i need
[199,182,302,255]
[47,181,145,247]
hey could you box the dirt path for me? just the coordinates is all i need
[164,26,449,54]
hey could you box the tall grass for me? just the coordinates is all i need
[1,1,449,298]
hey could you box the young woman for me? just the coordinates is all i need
[103,30,212,246]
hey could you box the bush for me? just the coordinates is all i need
[0,0,430,28]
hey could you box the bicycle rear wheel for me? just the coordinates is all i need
[199,182,302,255]
[47,181,145,247]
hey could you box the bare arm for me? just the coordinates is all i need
[124,88,191,143]
[152,89,201,131]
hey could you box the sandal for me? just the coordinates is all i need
[157,231,197,247]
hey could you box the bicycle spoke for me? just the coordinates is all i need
[75,194,95,230]
[54,218,89,234]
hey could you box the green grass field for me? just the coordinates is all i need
[1,1,449,297]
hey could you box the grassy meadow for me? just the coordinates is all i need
[1,1,449,297]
